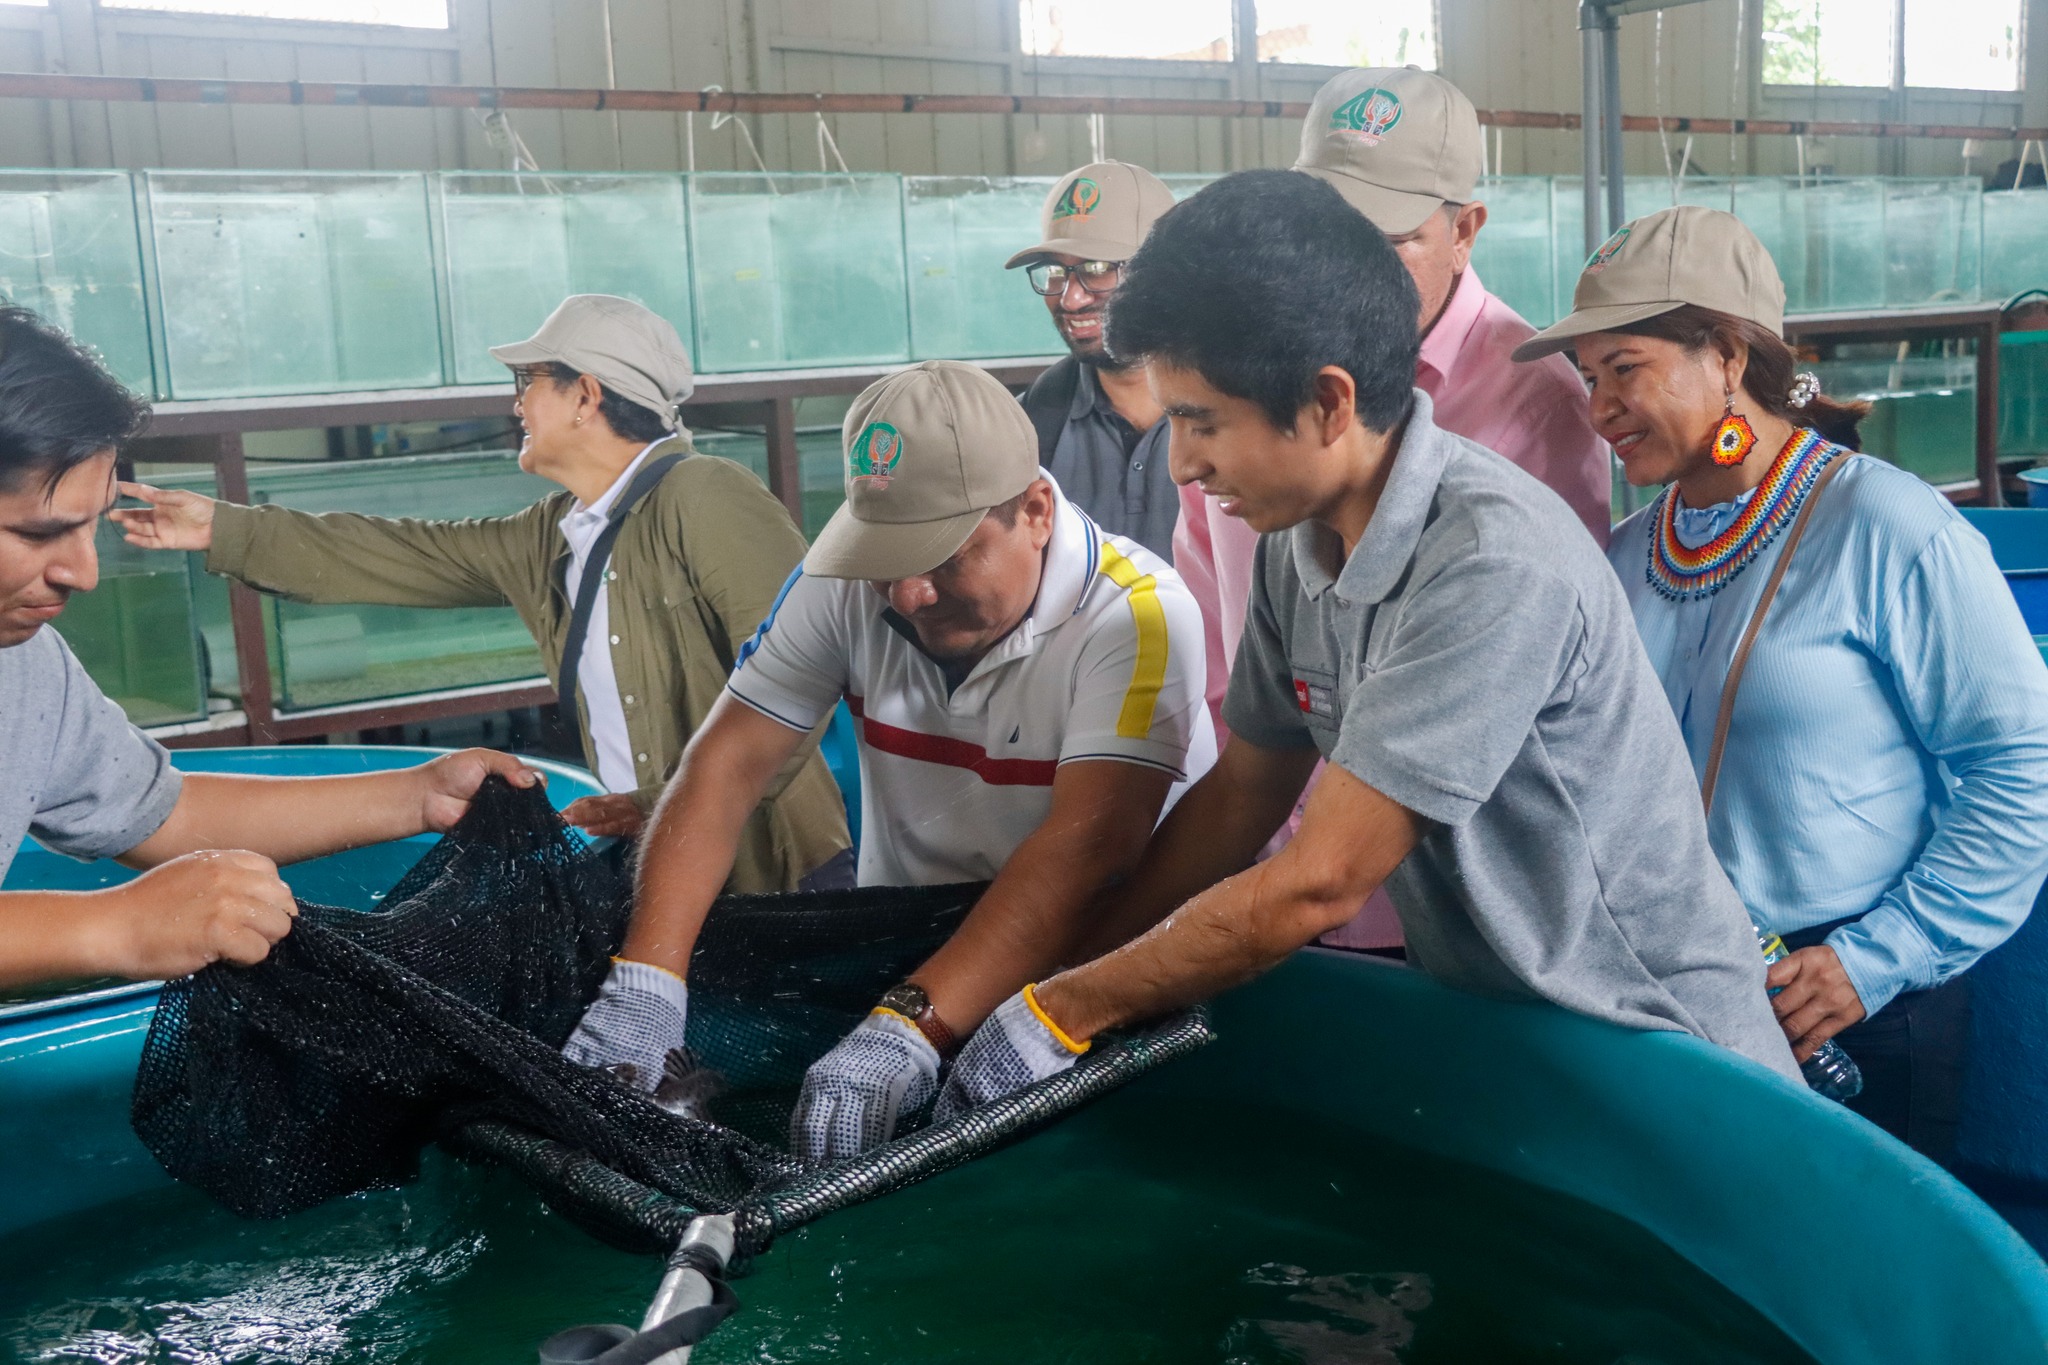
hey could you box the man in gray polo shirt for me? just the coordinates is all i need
[0,304,539,991]
[934,171,1798,1111]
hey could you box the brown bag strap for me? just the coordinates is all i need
[1699,453,1849,816]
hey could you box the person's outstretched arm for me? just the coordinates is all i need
[123,749,543,870]
[619,693,810,976]
[0,749,543,990]
[1033,763,1419,1037]
[1066,734,1322,965]
[560,692,808,1093]
[929,763,1419,1120]
[111,481,539,610]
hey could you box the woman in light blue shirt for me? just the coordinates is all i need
[1515,206,2048,1162]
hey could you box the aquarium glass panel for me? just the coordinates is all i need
[904,177,1057,360]
[52,520,206,727]
[437,173,692,385]
[689,174,909,372]
[146,172,442,398]
[1468,176,1555,326]
[1795,178,1886,311]
[1983,188,2048,302]
[1882,179,1980,309]
[0,172,155,396]
[1811,352,1978,485]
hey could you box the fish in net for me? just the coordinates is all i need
[130,776,1212,1353]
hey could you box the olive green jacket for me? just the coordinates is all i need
[205,437,850,893]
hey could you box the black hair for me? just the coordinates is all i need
[0,305,152,496]
[540,361,675,444]
[1105,169,1420,434]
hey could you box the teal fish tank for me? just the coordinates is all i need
[3,752,2045,1365]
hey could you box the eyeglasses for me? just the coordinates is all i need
[1026,260,1123,297]
[510,366,546,397]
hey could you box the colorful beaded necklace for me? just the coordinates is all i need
[1646,427,1844,601]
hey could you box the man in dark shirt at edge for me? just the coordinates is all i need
[1009,160,1180,560]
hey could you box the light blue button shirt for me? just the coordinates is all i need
[1608,454,2048,1016]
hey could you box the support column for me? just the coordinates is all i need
[764,396,803,527]
[1978,324,2005,508]
[1579,5,1608,257]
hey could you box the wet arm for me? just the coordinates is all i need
[620,693,809,977]
[1033,762,1421,1043]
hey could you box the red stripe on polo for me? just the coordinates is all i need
[846,694,1058,787]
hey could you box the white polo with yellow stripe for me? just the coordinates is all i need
[727,477,1216,887]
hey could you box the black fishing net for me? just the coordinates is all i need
[131,777,1213,1262]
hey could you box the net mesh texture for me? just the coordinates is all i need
[132,777,1213,1260]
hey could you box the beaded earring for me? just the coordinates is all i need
[1712,389,1756,467]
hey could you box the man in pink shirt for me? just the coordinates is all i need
[1172,67,1610,948]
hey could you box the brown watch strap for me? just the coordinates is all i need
[909,1003,959,1058]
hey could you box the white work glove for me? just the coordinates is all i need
[933,986,1086,1124]
[562,959,689,1094]
[790,1009,941,1164]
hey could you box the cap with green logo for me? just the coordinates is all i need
[1004,161,1177,270]
[1293,67,1481,235]
[488,293,694,418]
[1510,205,1787,363]
[804,361,1041,581]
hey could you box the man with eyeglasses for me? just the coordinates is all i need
[115,295,851,893]
[1008,161,1179,561]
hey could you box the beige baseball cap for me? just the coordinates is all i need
[489,294,695,418]
[1003,161,1176,269]
[805,361,1040,581]
[1511,206,1787,362]
[1293,67,1482,235]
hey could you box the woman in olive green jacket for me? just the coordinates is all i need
[114,295,848,894]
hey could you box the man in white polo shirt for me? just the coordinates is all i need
[561,360,1214,1162]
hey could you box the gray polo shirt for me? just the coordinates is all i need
[1,628,182,881]
[1225,391,1800,1081]
[1047,363,1178,561]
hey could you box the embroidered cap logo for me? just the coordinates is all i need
[1584,226,1631,273]
[1053,177,1101,223]
[849,420,904,490]
[1328,88,1403,146]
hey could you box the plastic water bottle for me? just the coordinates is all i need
[1757,927,1865,1103]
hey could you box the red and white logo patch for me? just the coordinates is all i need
[1293,678,1335,719]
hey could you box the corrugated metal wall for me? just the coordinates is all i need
[2,0,2045,178]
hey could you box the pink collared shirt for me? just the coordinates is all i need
[1173,266,1610,948]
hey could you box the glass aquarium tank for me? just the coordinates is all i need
[1812,350,1979,486]
[144,171,443,399]
[1983,187,2048,303]
[1467,176,1557,327]
[0,171,156,397]
[436,172,693,385]
[903,177,1055,360]
[2000,331,2048,461]
[1881,178,1981,310]
[52,519,207,728]
[687,173,911,372]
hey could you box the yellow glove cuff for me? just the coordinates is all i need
[611,955,687,988]
[1022,982,1091,1056]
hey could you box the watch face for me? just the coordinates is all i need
[879,982,931,1017]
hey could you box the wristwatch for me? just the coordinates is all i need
[877,981,960,1058]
